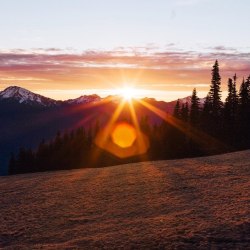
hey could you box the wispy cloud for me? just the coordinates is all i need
[0,76,51,82]
[1,47,249,70]
[145,83,209,88]
[0,47,249,95]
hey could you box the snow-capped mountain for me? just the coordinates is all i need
[177,96,206,106]
[0,86,59,107]
[0,86,102,107]
[65,94,101,105]
[0,85,206,109]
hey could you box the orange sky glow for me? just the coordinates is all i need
[0,48,249,101]
[1,1,250,101]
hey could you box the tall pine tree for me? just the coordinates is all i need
[190,88,200,126]
[225,76,238,122]
[238,77,250,147]
[173,99,181,119]
[207,60,223,118]
[180,102,189,122]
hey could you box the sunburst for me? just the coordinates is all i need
[119,87,137,101]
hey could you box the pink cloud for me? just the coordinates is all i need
[0,47,249,92]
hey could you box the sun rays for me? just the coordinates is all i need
[94,88,226,160]
[94,96,149,159]
[62,77,226,162]
[136,98,226,152]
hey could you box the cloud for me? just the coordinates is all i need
[147,83,209,88]
[0,76,50,82]
[206,46,238,52]
[0,47,249,92]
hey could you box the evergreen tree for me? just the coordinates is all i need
[239,77,250,114]
[7,70,250,175]
[232,74,239,107]
[239,77,250,108]
[173,99,181,118]
[201,94,211,131]
[225,78,234,106]
[190,88,200,126]
[207,60,223,117]
[237,77,250,147]
[180,102,189,122]
[225,77,238,122]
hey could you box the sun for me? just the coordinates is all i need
[120,87,136,101]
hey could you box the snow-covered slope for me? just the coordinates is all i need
[0,150,249,249]
[65,94,101,105]
[0,86,59,107]
[0,85,207,109]
[0,86,102,107]
[178,95,206,106]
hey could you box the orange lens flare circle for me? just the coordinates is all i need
[95,121,150,158]
[111,123,136,148]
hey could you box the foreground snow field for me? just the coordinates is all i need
[0,151,250,249]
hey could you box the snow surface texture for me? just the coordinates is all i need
[65,94,101,105]
[0,86,58,106]
[0,86,207,109]
[178,96,206,106]
[0,86,102,106]
[0,151,249,249]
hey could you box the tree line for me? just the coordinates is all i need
[9,60,250,174]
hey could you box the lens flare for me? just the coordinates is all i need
[95,121,149,158]
[111,123,136,148]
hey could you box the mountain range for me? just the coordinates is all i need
[0,86,205,175]
[0,86,102,106]
[0,86,205,108]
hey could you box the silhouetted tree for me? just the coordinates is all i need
[232,74,239,108]
[208,60,223,117]
[190,88,200,126]
[238,76,250,147]
[225,76,239,114]
[173,99,181,119]
[239,77,250,109]
[222,75,239,145]
[201,60,223,136]
[8,61,250,175]
[180,102,189,122]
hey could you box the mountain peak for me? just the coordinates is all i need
[0,86,58,106]
[1,85,31,98]
[1,85,33,97]
[65,94,101,105]
[170,95,206,106]
[0,86,103,107]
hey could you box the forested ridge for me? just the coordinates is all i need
[9,61,250,174]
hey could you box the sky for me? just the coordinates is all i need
[0,0,249,101]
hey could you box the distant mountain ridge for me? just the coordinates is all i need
[167,95,206,107]
[0,86,206,107]
[0,86,60,107]
[0,86,102,107]
[65,94,101,105]
[0,85,206,176]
